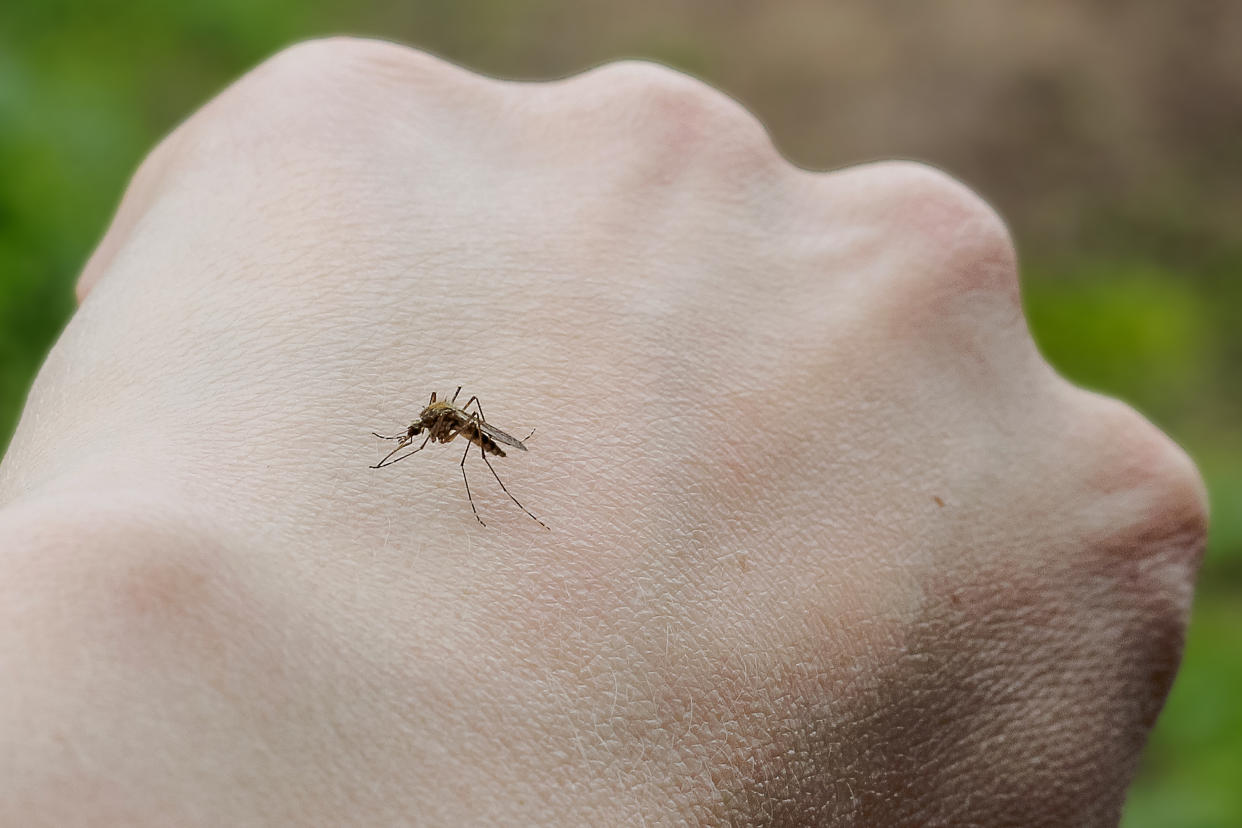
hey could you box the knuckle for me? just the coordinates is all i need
[1065,396,1207,732]
[0,492,246,649]
[592,60,725,117]
[1069,393,1208,598]
[155,38,490,203]
[208,38,480,141]
[254,36,454,92]
[858,161,1020,304]
[565,60,782,172]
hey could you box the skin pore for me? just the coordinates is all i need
[0,39,1206,826]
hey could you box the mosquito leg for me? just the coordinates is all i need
[461,399,487,441]
[479,450,548,530]
[372,433,431,468]
[462,396,486,422]
[451,386,463,404]
[460,438,485,526]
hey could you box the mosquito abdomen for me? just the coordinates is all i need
[480,435,506,457]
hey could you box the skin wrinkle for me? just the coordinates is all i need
[709,483,1196,825]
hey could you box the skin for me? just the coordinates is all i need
[0,38,1207,826]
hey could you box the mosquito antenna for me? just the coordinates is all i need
[371,438,411,469]
[371,433,431,469]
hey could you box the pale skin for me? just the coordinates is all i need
[0,38,1208,826]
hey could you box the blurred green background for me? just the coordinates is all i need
[0,1,1237,822]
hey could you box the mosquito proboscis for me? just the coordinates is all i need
[370,386,548,529]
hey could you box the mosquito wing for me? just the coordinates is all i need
[475,419,529,451]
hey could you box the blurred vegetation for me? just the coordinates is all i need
[0,1,1237,822]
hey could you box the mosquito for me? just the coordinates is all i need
[370,386,548,529]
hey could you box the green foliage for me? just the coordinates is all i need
[1025,263,1205,399]
[1123,598,1242,828]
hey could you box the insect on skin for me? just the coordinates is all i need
[371,387,548,529]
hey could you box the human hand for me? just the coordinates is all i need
[0,38,1207,826]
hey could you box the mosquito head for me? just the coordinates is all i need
[408,424,423,439]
